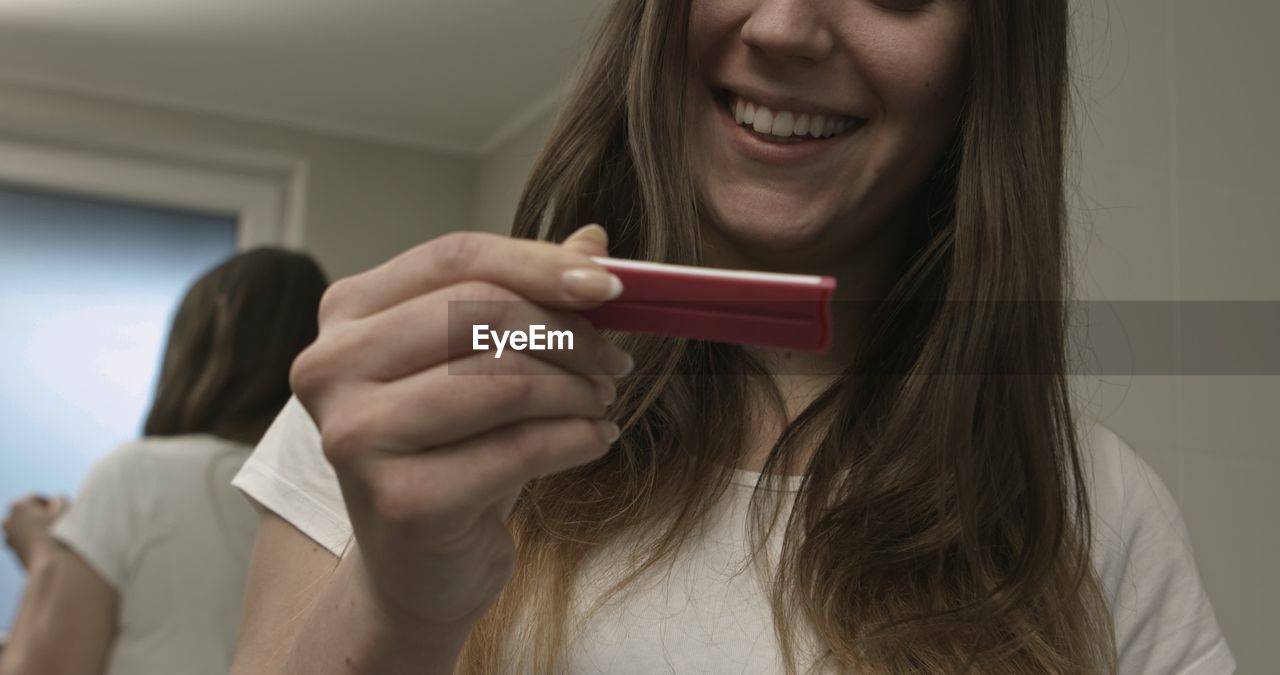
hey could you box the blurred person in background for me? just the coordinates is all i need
[0,248,327,675]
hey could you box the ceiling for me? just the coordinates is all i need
[0,0,607,155]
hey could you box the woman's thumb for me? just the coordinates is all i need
[562,223,609,257]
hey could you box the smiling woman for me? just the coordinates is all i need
[227,1,1235,674]
[687,0,969,266]
[495,0,1125,671]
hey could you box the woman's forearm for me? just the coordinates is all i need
[0,553,47,674]
[273,551,473,675]
[0,546,116,675]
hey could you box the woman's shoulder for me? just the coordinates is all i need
[85,435,251,487]
[231,397,350,556]
[1076,421,1236,672]
[138,434,252,460]
[1075,421,1183,544]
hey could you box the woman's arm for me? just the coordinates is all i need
[0,542,117,675]
[230,511,470,674]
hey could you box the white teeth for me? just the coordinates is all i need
[793,113,810,136]
[752,107,773,134]
[729,95,856,140]
[772,111,794,137]
[809,114,825,138]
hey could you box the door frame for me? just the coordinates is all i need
[0,127,308,249]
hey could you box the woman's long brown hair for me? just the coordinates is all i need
[460,0,1116,672]
[144,248,328,446]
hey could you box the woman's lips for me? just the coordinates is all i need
[713,88,865,164]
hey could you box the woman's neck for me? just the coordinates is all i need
[697,219,911,475]
[735,365,839,475]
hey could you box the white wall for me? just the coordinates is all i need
[1071,1,1279,671]
[471,107,557,234]
[472,6,1280,668]
[0,80,476,280]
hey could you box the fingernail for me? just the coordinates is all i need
[598,421,621,443]
[597,344,634,377]
[565,223,607,244]
[597,379,617,406]
[562,268,623,301]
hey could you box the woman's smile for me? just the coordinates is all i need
[687,0,971,260]
[711,85,868,165]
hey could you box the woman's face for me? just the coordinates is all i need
[687,0,971,267]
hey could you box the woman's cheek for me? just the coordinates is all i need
[688,0,744,60]
[851,7,970,106]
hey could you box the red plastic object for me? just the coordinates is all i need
[581,257,837,352]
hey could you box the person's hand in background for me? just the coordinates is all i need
[3,495,68,570]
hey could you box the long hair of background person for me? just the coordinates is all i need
[144,248,328,445]
[143,248,328,544]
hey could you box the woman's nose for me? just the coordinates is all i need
[740,0,836,63]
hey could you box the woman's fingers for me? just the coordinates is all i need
[319,228,620,324]
[284,228,628,630]
[560,224,609,257]
[319,352,612,460]
[311,280,631,385]
[355,416,617,540]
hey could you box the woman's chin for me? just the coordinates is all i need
[702,218,837,268]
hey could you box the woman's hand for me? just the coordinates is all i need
[289,225,630,637]
[3,495,68,570]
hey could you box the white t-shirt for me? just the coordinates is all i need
[52,434,256,675]
[233,398,1236,674]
